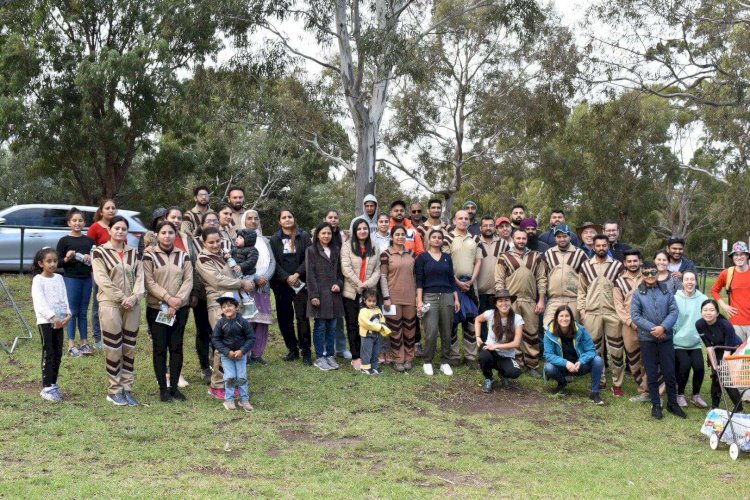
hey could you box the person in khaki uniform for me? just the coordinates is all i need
[92,216,145,407]
[195,227,253,399]
[577,234,624,394]
[542,224,586,327]
[495,230,547,376]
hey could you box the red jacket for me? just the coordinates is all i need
[389,218,424,256]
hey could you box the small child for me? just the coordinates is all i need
[357,289,391,375]
[231,229,260,306]
[31,248,71,402]
[212,292,256,412]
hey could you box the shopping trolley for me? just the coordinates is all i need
[702,346,750,461]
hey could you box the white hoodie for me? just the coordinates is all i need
[350,194,379,234]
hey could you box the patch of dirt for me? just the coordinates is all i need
[267,447,281,457]
[0,379,38,393]
[193,465,246,478]
[432,379,548,418]
[416,467,482,488]
[279,427,316,442]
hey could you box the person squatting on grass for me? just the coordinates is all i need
[357,289,392,375]
[474,289,523,394]
[31,248,71,403]
[211,293,255,412]
[91,215,144,407]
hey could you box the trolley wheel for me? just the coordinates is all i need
[729,443,740,461]
[709,433,720,450]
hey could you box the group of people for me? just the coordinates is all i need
[30,189,749,420]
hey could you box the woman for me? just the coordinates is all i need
[672,271,708,408]
[323,209,350,359]
[543,305,605,405]
[341,218,380,370]
[164,206,189,252]
[416,229,460,377]
[216,203,236,255]
[143,221,193,402]
[306,222,345,371]
[87,198,117,349]
[474,289,523,393]
[240,209,276,364]
[696,299,744,411]
[655,250,681,294]
[195,227,253,399]
[186,212,220,383]
[372,213,391,254]
[270,209,313,364]
[91,215,144,407]
[380,225,417,372]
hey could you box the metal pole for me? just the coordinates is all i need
[19,226,25,274]
[0,275,33,354]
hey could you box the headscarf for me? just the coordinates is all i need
[242,209,271,276]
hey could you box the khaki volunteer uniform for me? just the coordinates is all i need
[542,245,587,327]
[614,271,649,394]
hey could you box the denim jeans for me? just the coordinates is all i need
[335,316,348,353]
[91,283,101,342]
[360,333,380,371]
[313,318,337,359]
[544,355,604,394]
[221,354,249,402]
[63,276,92,341]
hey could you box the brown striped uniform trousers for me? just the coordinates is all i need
[614,272,651,394]
[91,242,144,395]
[542,246,587,327]
[577,257,624,387]
[494,249,547,369]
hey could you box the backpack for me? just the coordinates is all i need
[726,266,736,305]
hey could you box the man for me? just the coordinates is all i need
[542,224,586,327]
[389,200,424,255]
[495,230,547,376]
[665,236,696,280]
[410,201,425,230]
[350,194,379,233]
[495,217,513,246]
[476,217,510,340]
[576,221,602,258]
[445,209,482,364]
[538,209,582,248]
[520,218,549,253]
[578,235,624,395]
[417,198,449,242]
[462,200,480,236]
[712,241,750,342]
[603,220,631,262]
[631,260,685,420]
[182,185,213,236]
[613,249,651,402]
[227,187,246,228]
[509,204,526,231]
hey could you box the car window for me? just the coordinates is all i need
[43,209,71,228]
[2,208,45,226]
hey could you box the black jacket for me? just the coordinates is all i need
[696,317,742,363]
[538,228,582,249]
[305,244,345,319]
[610,241,632,262]
[212,315,256,356]
[269,229,312,285]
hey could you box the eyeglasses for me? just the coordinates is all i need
[642,270,657,277]
[411,210,422,214]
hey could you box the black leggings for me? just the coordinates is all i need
[192,299,212,370]
[675,348,704,396]
[479,350,522,380]
[343,296,362,360]
[40,324,64,387]
[147,307,188,390]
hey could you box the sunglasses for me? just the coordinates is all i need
[642,270,657,277]
[411,210,422,213]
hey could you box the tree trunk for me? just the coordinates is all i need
[354,121,377,216]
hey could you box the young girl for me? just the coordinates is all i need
[31,248,71,402]
[357,289,391,375]
[56,207,95,357]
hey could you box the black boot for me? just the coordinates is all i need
[160,388,173,402]
[302,352,313,366]
[283,351,299,361]
[651,404,663,420]
[170,387,187,401]
[666,402,687,419]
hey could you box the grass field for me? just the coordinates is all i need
[0,274,745,498]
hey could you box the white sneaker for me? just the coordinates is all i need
[177,375,189,388]
[440,363,453,376]
[423,363,434,376]
[629,393,651,403]
[676,394,688,407]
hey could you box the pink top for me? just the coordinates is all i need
[87,222,111,246]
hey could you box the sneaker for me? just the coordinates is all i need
[554,384,569,397]
[239,401,253,413]
[160,388,173,402]
[371,368,381,375]
[423,363,434,376]
[415,343,424,358]
[123,391,139,406]
[404,361,413,371]
[79,344,93,355]
[106,393,128,406]
[482,379,493,393]
[629,393,651,403]
[325,356,340,370]
[223,401,237,411]
[393,363,405,373]
[590,392,604,405]
[177,375,189,388]
[611,386,624,397]
[314,357,331,371]
[336,350,353,360]
[526,368,542,379]
[692,394,709,409]
[501,377,510,388]
[302,353,313,366]
[439,363,453,376]
[40,387,61,402]
[652,404,663,420]
[351,358,362,371]
[171,388,187,401]
[667,402,687,419]
[68,346,82,357]
[676,394,688,408]
[359,368,372,375]
[201,368,212,384]
[51,385,64,401]
[208,387,226,400]
[283,351,300,361]
[93,340,104,350]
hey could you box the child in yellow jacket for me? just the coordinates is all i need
[358,289,392,374]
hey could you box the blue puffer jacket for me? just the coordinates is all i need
[543,322,597,369]
[630,282,679,343]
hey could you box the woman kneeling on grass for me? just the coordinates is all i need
[474,289,523,393]
[543,305,605,405]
